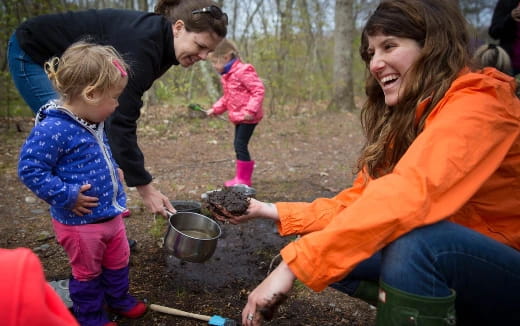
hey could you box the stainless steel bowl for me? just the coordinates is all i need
[164,212,221,263]
[228,184,256,197]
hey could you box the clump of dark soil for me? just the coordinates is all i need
[260,292,288,321]
[205,187,250,217]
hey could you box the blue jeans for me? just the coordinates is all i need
[7,33,58,114]
[331,221,520,325]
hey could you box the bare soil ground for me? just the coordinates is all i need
[0,103,376,325]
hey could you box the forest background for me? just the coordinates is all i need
[0,0,499,120]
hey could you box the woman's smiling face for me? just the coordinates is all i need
[172,20,223,67]
[367,33,422,106]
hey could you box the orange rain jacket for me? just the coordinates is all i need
[276,68,520,291]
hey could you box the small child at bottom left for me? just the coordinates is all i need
[18,41,146,326]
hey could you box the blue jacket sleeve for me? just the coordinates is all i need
[18,129,80,209]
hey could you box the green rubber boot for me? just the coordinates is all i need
[352,281,379,306]
[376,281,456,326]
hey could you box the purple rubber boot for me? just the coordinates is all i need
[102,266,136,311]
[102,266,146,318]
[69,276,111,326]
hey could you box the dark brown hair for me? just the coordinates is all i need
[155,0,227,38]
[357,0,471,178]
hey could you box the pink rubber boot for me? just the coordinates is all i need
[224,160,254,187]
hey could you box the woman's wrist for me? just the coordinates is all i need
[261,202,280,221]
[136,183,155,197]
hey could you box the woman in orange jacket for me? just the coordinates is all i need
[215,0,520,325]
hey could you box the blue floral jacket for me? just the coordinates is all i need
[18,102,126,225]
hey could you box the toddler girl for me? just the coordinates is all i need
[18,41,146,326]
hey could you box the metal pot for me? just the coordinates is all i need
[170,200,201,214]
[164,211,221,263]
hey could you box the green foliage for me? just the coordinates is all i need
[154,80,173,103]
[149,215,168,241]
[0,1,493,119]
[0,71,33,118]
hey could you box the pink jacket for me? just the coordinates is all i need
[211,60,265,124]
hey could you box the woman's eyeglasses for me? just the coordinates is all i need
[192,5,228,25]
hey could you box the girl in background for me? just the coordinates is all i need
[18,42,146,326]
[207,39,265,187]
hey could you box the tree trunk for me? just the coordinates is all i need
[199,61,219,103]
[332,0,355,112]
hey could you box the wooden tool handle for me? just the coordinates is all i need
[149,304,211,321]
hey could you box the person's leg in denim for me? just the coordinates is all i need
[332,221,520,324]
[330,252,381,305]
[7,33,58,114]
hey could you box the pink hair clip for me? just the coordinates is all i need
[112,59,127,77]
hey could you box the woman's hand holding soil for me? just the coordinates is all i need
[240,200,279,222]
[209,196,279,225]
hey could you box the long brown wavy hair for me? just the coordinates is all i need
[357,0,471,178]
[154,0,227,38]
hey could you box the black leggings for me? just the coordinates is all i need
[234,123,257,161]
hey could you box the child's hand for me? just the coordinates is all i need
[244,113,254,121]
[72,184,99,216]
[206,108,215,116]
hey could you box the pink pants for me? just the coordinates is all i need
[52,215,129,281]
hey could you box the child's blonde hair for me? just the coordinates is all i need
[473,43,513,76]
[44,41,129,102]
[209,38,240,61]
